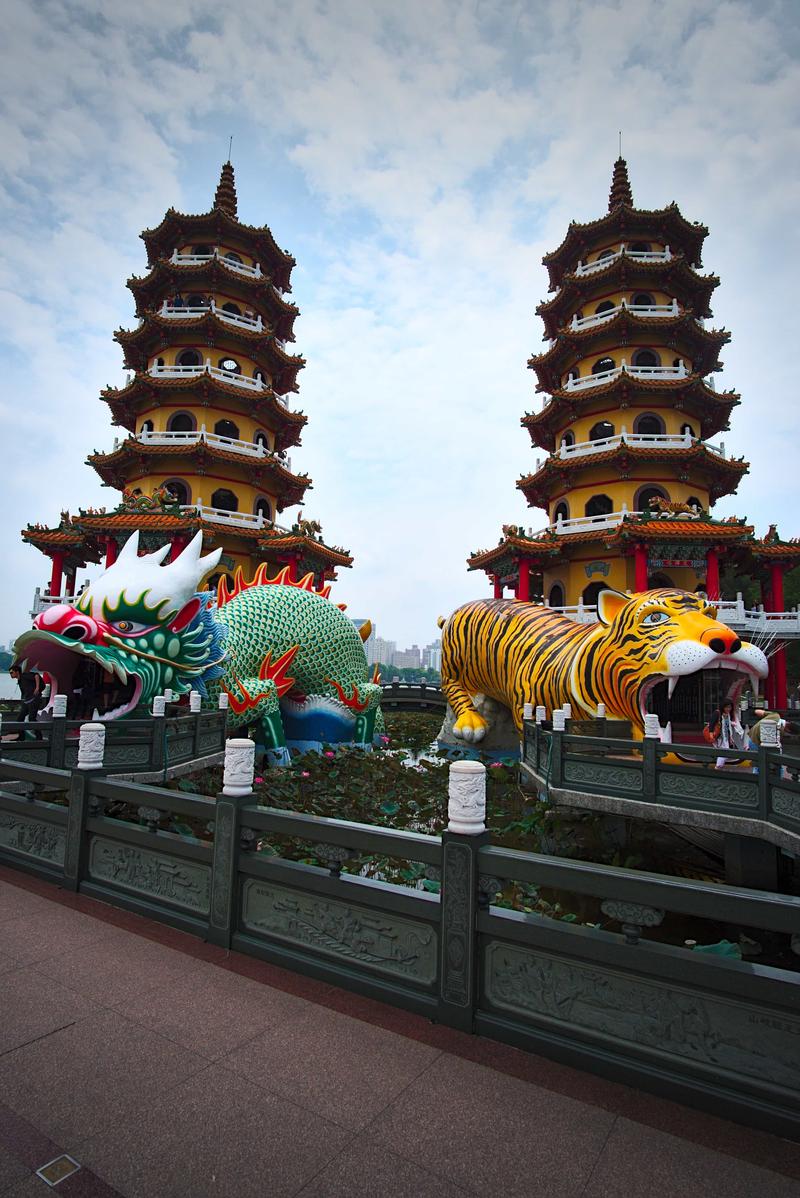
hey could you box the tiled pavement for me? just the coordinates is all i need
[1,867,800,1197]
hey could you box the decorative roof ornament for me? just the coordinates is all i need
[214,161,238,218]
[608,157,633,210]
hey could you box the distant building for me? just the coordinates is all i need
[368,636,396,668]
[423,639,442,671]
[394,644,421,670]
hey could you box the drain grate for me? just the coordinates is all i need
[36,1155,81,1187]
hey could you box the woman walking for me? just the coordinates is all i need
[708,699,745,768]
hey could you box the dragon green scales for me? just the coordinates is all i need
[15,532,381,760]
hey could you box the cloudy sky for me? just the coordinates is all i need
[1,0,798,649]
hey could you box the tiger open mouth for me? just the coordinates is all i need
[637,660,761,744]
[13,630,142,721]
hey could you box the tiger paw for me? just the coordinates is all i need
[453,710,488,743]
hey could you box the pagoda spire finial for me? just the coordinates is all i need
[214,160,238,218]
[608,156,633,210]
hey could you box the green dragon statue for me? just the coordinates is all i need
[15,532,382,762]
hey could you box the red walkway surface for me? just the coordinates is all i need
[2,864,800,1197]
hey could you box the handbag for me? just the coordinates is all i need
[702,723,719,745]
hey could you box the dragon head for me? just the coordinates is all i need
[15,532,225,719]
[580,588,768,740]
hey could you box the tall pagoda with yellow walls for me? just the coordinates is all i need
[469,158,800,712]
[24,162,351,597]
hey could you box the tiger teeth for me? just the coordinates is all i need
[668,677,678,700]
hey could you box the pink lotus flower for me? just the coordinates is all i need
[301,770,311,778]
[490,762,503,768]
[324,750,335,758]
[254,776,264,784]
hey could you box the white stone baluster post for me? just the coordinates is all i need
[152,695,166,717]
[63,722,106,891]
[218,692,229,710]
[78,722,105,771]
[189,692,202,713]
[439,760,489,1031]
[535,706,546,724]
[209,738,256,948]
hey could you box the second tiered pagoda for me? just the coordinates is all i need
[469,158,800,711]
[24,162,352,599]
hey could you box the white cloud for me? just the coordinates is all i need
[1,0,798,647]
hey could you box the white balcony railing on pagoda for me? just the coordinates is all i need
[563,361,688,392]
[179,503,297,533]
[30,590,80,617]
[573,245,673,277]
[159,300,263,332]
[556,430,726,461]
[118,429,291,471]
[170,248,263,278]
[570,299,679,331]
[524,509,643,538]
[148,361,265,393]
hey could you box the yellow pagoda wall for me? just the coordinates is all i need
[559,406,700,445]
[548,473,711,523]
[580,239,667,267]
[130,470,279,517]
[572,287,675,318]
[544,555,707,607]
[148,347,266,379]
[176,242,260,271]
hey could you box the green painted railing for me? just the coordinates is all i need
[2,746,800,1139]
[523,720,800,836]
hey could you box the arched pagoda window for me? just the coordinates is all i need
[687,496,703,511]
[595,300,615,315]
[168,412,195,433]
[218,357,240,374]
[636,485,669,511]
[560,431,575,450]
[585,494,613,518]
[214,419,240,441]
[630,241,651,253]
[597,247,615,260]
[649,572,674,589]
[224,251,243,265]
[254,430,269,450]
[681,422,696,438]
[592,356,616,374]
[582,582,605,606]
[254,497,272,520]
[221,302,241,316]
[193,244,212,256]
[634,414,665,436]
[211,488,238,512]
[589,420,615,441]
[162,479,190,505]
[632,292,655,308]
[548,583,565,608]
[177,349,201,368]
[632,349,661,368]
[553,501,569,523]
[187,293,206,307]
[140,419,154,434]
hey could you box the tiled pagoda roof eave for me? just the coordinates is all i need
[86,439,312,490]
[127,261,299,323]
[140,207,294,288]
[528,317,730,377]
[516,442,749,488]
[101,372,307,432]
[468,517,756,571]
[521,376,739,432]
[114,315,305,369]
[542,203,708,290]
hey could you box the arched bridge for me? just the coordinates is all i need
[380,682,446,712]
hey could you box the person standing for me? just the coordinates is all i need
[9,663,43,740]
[708,699,745,768]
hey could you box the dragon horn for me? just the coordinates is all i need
[142,543,171,565]
[116,531,141,562]
[174,531,223,579]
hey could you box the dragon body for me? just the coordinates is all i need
[15,533,381,761]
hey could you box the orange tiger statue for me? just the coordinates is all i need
[439,588,767,742]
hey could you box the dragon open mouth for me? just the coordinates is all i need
[637,659,760,744]
[14,630,142,721]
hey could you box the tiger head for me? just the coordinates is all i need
[575,588,768,740]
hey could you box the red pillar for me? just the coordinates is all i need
[770,562,785,612]
[773,645,788,710]
[517,561,531,602]
[705,547,720,600]
[169,537,187,563]
[287,557,298,582]
[49,552,64,596]
[634,544,648,591]
[493,576,502,599]
[105,538,118,568]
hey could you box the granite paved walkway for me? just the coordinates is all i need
[1,865,800,1197]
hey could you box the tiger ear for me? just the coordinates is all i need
[597,588,631,627]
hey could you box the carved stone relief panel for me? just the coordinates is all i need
[89,836,211,914]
